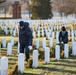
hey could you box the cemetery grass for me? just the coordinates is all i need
[0,37,76,75]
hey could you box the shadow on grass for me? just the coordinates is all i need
[59,60,76,64]
[38,66,76,74]
[8,62,16,65]
[22,73,40,75]
[53,63,76,68]
[51,57,76,64]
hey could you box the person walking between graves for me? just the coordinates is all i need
[19,21,33,62]
[59,26,68,44]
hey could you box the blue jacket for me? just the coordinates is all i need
[19,25,33,46]
[59,31,68,44]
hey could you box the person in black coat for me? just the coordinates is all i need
[19,21,33,62]
[59,26,68,44]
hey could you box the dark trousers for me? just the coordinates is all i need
[20,44,29,61]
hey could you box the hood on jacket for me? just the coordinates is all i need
[24,22,29,27]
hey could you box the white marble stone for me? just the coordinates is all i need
[32,50,38,68]
[42,28,44,37]
[13,30,16,37]
[72,32,74,42]
[33,31,36,38]
[35,40,39,49]
[64,44,69,58]
[38,31,40,37]
[52,32,54,39]
[11,37,14,46]
[55,45,60,60]
[18,42,20,53]
[1,57,8,75]
[7,43,12,56]
[68,30,70,37]
[47,31,50,40]
[50,37,53,47]
[2,38,6,48]
[10,28,13,34]
[45,47,50,64]
[42,38,46,48]
[18,53,25,74]
[72,42,76,56]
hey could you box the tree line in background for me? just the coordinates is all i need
[52,0,76,17]
[0,0,76,19]
[0,0,53,19]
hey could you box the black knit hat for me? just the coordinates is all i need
[19,21,25,27]
[62,26,66,31]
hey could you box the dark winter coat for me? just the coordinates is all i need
[59,31,68,44]
[19,25,33,46]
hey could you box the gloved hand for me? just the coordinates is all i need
[61,42,63,44]
[28,46,32,50]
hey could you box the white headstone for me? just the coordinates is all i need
[10,28,13,34]
[56,32,59,38]
[33,31,36,38]
[64,44,69,58]
[45,47,50,64]
[57,25,58,31]
[42,38,46,48]
[56,37,59,44]
[56,32,59,44]
[47,31,50,40]
[52,32,54,39]
[18,42,20,53]
[45,29,48,36]
[2,38,6,47]
[11,37,14,46]
[18,53,25,74]
[35,40,39,49]
[54,26,56,31]
[72,32,74,42]
[55,45,60,60]
[50,37,53,47]
[13,30,16,37]
[72,42,76,56]
[42,28,44,37]
[7,43,12,55]
[50,29,52,35]
[5,28,8,35]
[1,57,8,75]
[75,30,76,36]
[68,30,70,37]
[38,31,40,37]
[33,50,38,68]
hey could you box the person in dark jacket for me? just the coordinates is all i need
[19,21,33,62]
[59,26,68,44]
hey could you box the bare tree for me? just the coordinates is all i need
[0,0,6,3]
[0,0,29,18]
[52,0,76,16]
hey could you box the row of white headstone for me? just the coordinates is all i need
[2,37,14,48]
[0,43,76,75]
[2,25,75,40]
[0,25,17,36]
[2,37,53,54]
[0,50,38,75]
[1,36,76,56]
[0,18,75,36]
[33,28,76,39]
[1,28,76,49]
